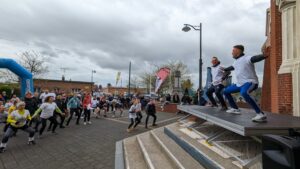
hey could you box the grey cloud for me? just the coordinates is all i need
[0,0,269,87]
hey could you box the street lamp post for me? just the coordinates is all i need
[182,23,203,105]
[128,61,131,97]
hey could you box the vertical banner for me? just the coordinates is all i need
[116,72,121,86]
[155,67,170,93]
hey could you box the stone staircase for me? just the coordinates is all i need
[115,122,262,169]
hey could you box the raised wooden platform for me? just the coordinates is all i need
[177,105,300,136]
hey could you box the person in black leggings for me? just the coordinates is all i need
[145,99,157,129]
[133,98,142,129]
[48,95,66,131]
[127,99,137,132]
[32,96,65,137]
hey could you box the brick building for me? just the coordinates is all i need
[34,79,94,94]
[102,86,147,96]
[261,0,300,116]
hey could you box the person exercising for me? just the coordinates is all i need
[223,45,268,122]
[206,57,228,111]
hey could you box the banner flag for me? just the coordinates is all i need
[155,67,170,93]
[116,72,121,86]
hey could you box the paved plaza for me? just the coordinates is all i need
[0,111,183,169]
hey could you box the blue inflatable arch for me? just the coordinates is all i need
[0,58,34,98]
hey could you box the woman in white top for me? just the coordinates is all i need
[127,99,137,132]
[33,95,65,136]
[133,98,142,129]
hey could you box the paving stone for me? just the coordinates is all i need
[0,111,182,169]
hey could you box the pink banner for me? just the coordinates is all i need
[155,67,170,93]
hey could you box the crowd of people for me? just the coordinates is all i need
[0,90,158,153]
[0,44,268,154]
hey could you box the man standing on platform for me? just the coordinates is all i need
[206,57,228,111]
[223,45,268,122]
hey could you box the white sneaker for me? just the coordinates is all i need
[226,108,241,114]
[83,122,87,125]
[252,113,267,122]
[88,121,92,124]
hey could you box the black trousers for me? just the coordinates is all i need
[83,108,91,122]
[66,108,81,125]
[134,112,142,128]
[39,116,58,135]
[206,84,227,107]
[145,113,156,128]
[48,113,65,130]
[128,118,135,129]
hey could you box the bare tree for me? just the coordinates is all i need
[19,51,49,77]
[0,50,49,83]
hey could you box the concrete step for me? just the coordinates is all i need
[165,123,240,169]
[137,132,178,169]
[123,137,148,169]
[152,127,205,169]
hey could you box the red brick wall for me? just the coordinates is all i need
[103,87,147,95]
[261,0,293,115]
[278,73,293,114]
[261,51,271,112]
[34,79,94,93]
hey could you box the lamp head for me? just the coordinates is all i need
[182,25,191,32]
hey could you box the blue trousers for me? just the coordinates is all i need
[223,82,261,114]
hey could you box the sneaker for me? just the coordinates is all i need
[88,121,92,125]
[152,124,158,127]
[126,128,132,133]
[112,115,116,118]
[226,108,241,114]
[252,113,267,122]
[83,122,87,125]
[60,126,65,129]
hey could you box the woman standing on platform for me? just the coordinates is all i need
[32,95,65,137]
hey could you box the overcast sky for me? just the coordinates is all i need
[0,0,269,88]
